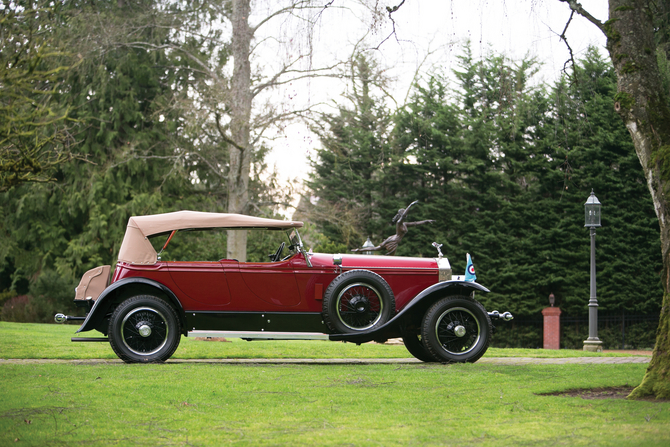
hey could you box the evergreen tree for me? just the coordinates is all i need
[0,0,289,313]
[0,1,194,297]
[308,54,394,248]
[0,1,80,190]
[309,44,662,347]
[390,47,550,264]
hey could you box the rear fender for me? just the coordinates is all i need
[329,280,490,343]
[76,278,186,335]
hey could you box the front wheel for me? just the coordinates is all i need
[108,295,181,363]
[421,296,491,363]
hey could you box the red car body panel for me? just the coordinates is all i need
[111,252,439,315]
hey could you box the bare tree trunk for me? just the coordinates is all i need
[603,0,670,399]
[227,0,253,261]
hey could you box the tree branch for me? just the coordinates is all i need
[123,41,226,86]
[251,0,338,33]
[215,113,246,152]
[371,0,406,51]
[557,0,606,36]
[559,11,577,75]
[251,60,346,98]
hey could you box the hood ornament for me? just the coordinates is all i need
[351,200,434,255]
[432,242,443,258]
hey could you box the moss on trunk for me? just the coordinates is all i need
[629,290,670,399]
[605,0,670,400]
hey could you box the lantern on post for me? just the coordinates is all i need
[583,189,603,352]
[584,190,601,227]
[362,237,375,256]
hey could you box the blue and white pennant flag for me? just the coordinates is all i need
[465,253,477,282]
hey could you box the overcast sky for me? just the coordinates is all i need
[260,0,609,206]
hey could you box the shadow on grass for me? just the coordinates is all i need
[539,386,670,403]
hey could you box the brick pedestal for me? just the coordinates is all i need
[542,307,562,350]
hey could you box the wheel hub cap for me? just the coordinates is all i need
[435,307,482,356]
[349,296,369,313]
[336,282,384,331]
[453,325,466,337]
[138,324,152,337]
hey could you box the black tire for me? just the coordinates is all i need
[401,331,438,362]
[108,295,181,363]
[323,270,395,333]
[421,295,491,363]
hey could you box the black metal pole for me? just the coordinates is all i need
[584,226,603,351]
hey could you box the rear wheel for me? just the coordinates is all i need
[401,331,437,362]
[108,295,181,363]
[421,296,491,363]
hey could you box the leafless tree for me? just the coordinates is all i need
[86,1,352,260]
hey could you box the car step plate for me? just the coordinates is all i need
[188,330,329,341]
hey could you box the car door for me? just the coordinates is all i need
[168,262,231,308]
[223,258,302,308]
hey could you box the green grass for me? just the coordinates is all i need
[1,362,667,446]
[0,322,667,446]
[0,322,648,360]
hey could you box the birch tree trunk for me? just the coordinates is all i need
[227,0,253,261]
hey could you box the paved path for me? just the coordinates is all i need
[0,356,651,365]
[478,356,650,365]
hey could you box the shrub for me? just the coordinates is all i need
[0,289,17,308]
[0,271,79,323]
[1,295,32,322]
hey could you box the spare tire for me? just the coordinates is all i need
[322,270,395,333]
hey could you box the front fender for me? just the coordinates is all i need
[76,277,186,334]
[329,280,489,343]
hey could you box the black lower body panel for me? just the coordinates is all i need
[186,311,328,333]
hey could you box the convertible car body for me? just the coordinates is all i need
[55,211,513,363]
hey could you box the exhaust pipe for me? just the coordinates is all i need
[54,313,85,323]
[487,310,514,321]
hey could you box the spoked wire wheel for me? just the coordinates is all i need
[108,295,181,363]
[434,307,480,355]
[336,283,384,331]
[323,270,395,333]
[121,306,170,356]
[421,296,491,363]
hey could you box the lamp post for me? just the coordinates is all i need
[583,189,603,352]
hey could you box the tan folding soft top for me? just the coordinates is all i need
[117,211,303,265]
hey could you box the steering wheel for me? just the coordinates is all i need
[268,242,285,262]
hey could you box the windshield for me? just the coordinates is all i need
[288,229,302,248]
[288,229,312,267]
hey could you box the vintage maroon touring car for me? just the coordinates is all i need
[55,211,513,363]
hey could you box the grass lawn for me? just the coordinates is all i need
[0,321,649,360]
[1,322,667,446]
[1,362,667,446]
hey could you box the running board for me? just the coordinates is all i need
[188,330,330,341]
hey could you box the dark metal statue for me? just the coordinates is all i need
[352,200,434,255]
